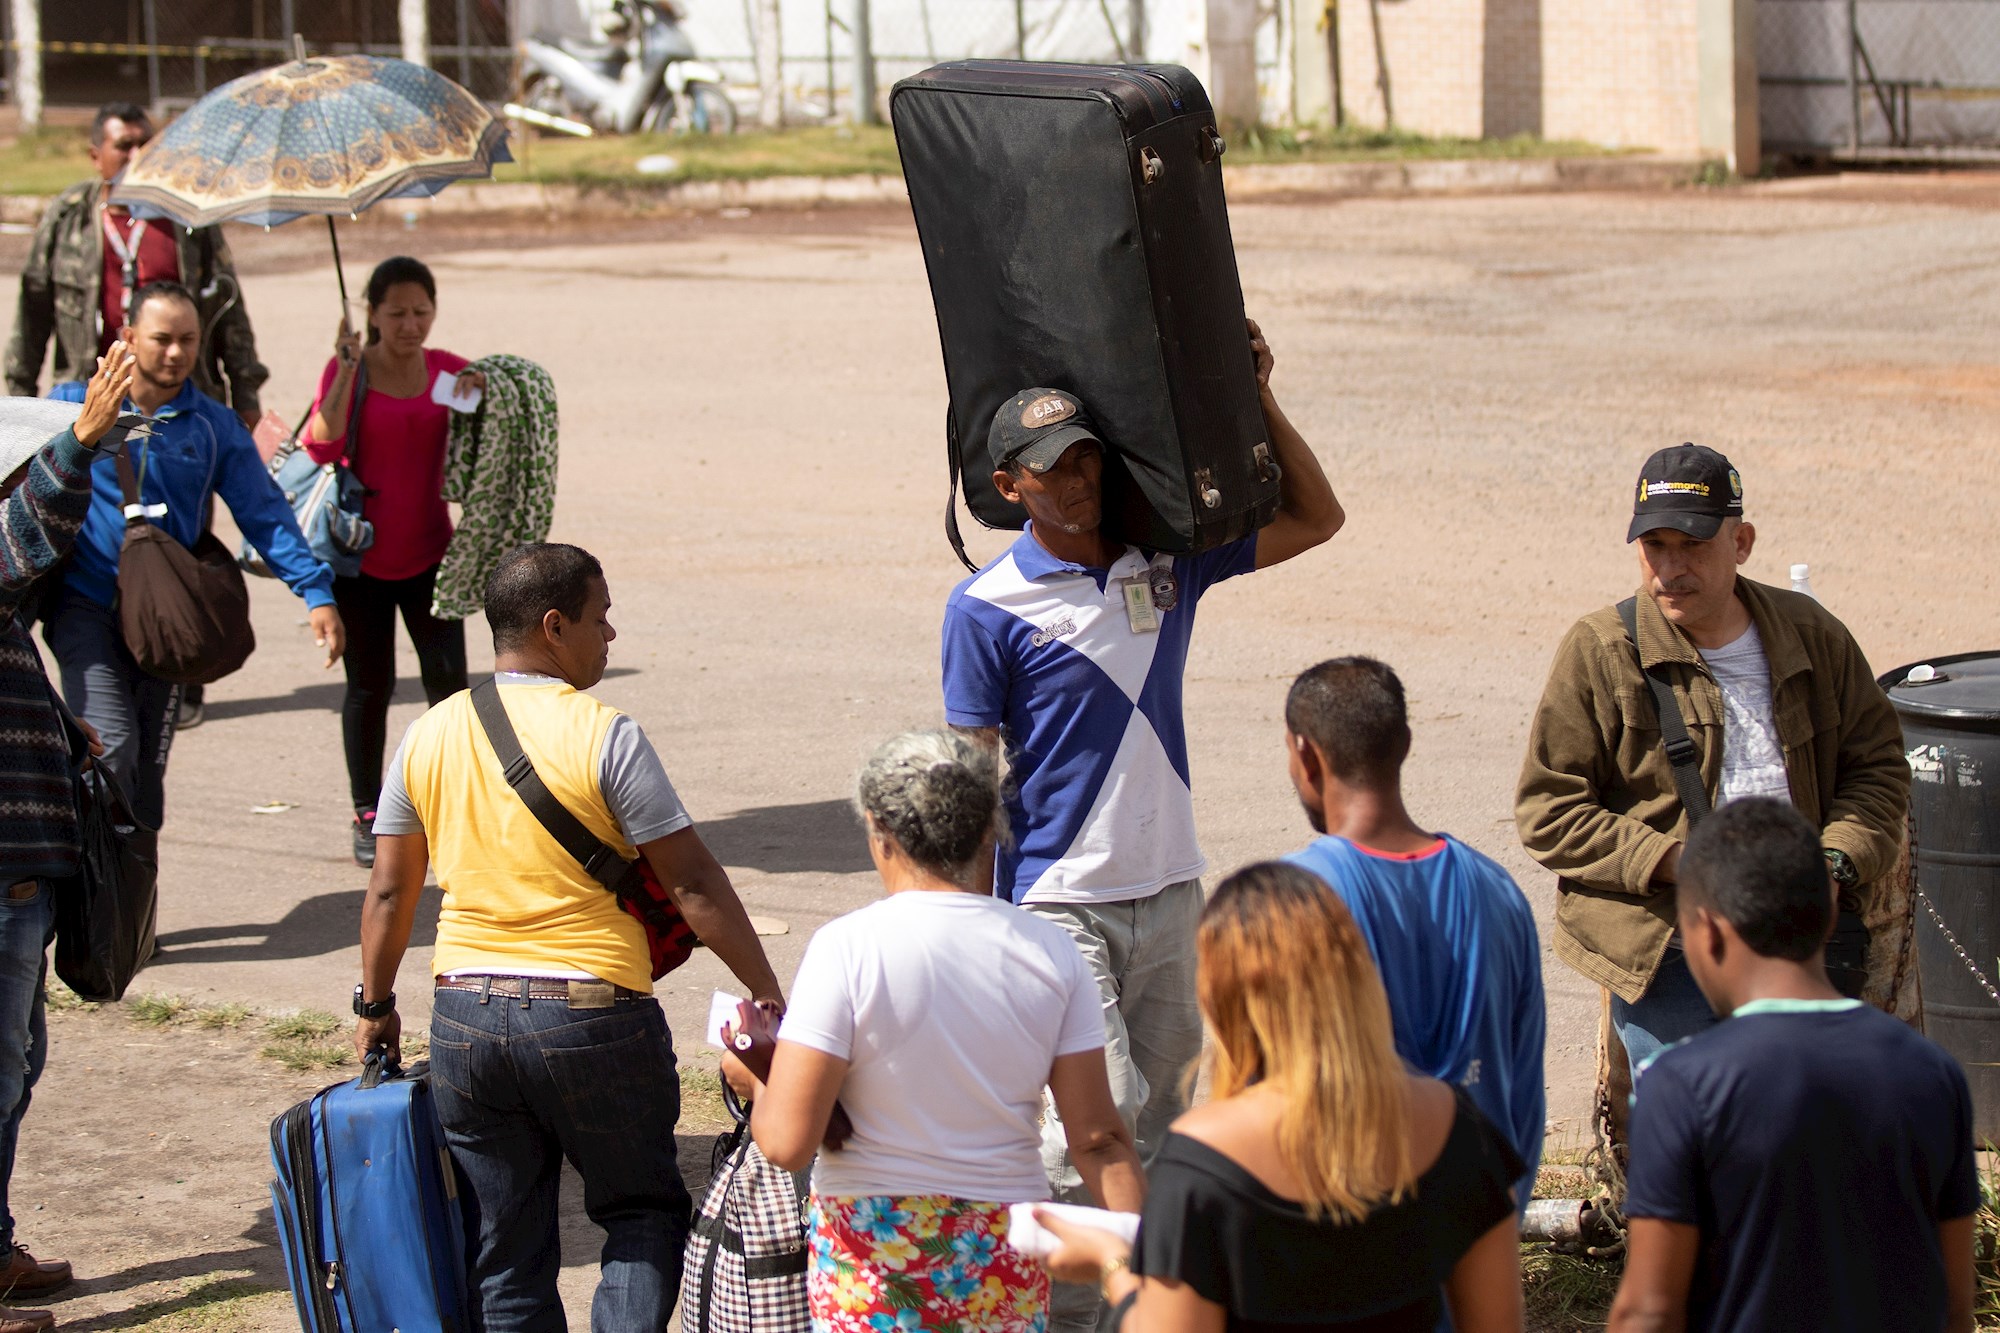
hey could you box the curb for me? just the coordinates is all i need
[0,155,1707,226]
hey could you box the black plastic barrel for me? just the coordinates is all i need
[1884,651,2000,1146]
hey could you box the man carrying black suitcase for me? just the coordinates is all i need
[943,321,1341,1333]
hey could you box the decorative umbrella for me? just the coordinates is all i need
[110,40,511,305]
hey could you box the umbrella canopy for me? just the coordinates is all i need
[111,54,511,229]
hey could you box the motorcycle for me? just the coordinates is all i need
[520,0,737,136]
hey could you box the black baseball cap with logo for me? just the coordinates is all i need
[1627,443,1744,543]
[989,388,1102,474]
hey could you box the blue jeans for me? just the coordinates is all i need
[0,879,53,1253]
[428,986,691,1333]
[43,595,177,832]
[1611,946,1718,1081]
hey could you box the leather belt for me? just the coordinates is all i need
[435,976,650,1007]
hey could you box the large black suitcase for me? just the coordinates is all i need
[891,60,1279,563]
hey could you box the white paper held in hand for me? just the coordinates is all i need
[430,369,483,414]
[705,990,745,1051]
[1004,1202,1140,1260]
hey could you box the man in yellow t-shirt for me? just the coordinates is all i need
[353,542,782,1330]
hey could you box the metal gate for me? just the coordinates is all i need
[1759,0,2000,157]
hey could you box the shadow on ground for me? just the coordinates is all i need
[153,886,441,965]
[700,799,871,876]
[50,1206,285,1332]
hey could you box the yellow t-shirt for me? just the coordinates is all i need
[397,680,654,993]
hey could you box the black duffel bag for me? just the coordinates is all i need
[54,764,159,1003]
[114,448,255,686]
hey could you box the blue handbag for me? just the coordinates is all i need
[243,360,374,579]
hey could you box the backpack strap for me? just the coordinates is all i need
[1617,596,1713,827]
[469,677,629,889]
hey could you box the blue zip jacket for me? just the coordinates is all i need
[49,378,334,611]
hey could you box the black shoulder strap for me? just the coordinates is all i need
[469,678,629,888]
[945,408,976,573]
[1618,596,1712,826]
[344,356,368,469]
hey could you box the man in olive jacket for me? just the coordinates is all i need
[5,103,267,428]
[1517,444,1908,1087]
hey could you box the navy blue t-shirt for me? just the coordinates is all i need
[1624,999,1979,1333]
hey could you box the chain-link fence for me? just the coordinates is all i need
[4,0,515,116]
[6,0,1292,128]
[1759,0,2000,154]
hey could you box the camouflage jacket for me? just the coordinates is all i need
[4,179,268,414]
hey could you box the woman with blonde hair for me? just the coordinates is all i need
[1039,861,1524,1332]
[729,729,1145,1333]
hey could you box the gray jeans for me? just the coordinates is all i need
[1028,878,1205,1333]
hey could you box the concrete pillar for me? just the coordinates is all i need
[755,0,783,129]
[8,0,39,131]
[1698,0,1759,173]
[1189,0,1260,130]
[400,0,430,67]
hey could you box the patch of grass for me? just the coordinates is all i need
[1229,122,1627,164]
[497,124,903,187]
[128,993,196,1027]
[1975,1162,2000,1323]
[0,128,95,197]
[680,1064,730,1128]
[89,1277,286,1333]
[1522,1246,1621,1328]
[195,1001,255,1030]
[44,980,97,1013]
[261,1008,353,1073]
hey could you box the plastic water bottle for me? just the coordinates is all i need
[1790,563,1817,601]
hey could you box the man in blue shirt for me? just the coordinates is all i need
[1611,797,1976,1333]
[943,321,1343,1333]
[1283,656,1545,1205]
[45,282,343,833]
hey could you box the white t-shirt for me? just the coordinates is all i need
[1698,623,1792,806]
[778,890,1106,1202]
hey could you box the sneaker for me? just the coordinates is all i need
[0,1242,70,1297]
[176,685,204,730]
[352,811,377,869]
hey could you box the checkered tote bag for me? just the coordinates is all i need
[682,1090,812,1333]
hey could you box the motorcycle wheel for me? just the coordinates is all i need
[656,83,738,136]
[522,72,574,123]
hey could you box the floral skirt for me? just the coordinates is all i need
[808,1194,1050,1333]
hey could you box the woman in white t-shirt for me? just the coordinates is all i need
[729,730,1144,1333]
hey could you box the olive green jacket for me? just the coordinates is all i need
[5,180,267,413]
[1515,577,1909,1002]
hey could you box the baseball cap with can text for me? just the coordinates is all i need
[1627,443,1743,543]
[989,388,1102,474]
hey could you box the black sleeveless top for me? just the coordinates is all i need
[1131,1089,1522,1331]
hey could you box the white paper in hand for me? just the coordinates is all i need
[1004,1202,1141,1260]
[705,990,744,1051]
[431,369,483,414]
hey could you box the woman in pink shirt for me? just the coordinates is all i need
[307,256,483,867]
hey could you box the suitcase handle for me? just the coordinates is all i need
[359,1047,400,1090]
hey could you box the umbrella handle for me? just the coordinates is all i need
[327,215,350,309]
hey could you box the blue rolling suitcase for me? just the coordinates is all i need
[269,1053,472,1332]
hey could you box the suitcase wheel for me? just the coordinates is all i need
[1140,146,1165,185]
[1200,126,1225,163]
[1253,442,1281,484]
[1195,467,1221,510]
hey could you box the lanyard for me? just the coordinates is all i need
[101,210,150,332]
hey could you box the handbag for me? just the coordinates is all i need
[53,763,159,1003]
[469,678,699,979]
[680,1084,812,1333]
[243,360,374,579]
[115,444,256,685]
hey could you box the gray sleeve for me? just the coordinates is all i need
[370,727,423,835]
[600,714,693,847]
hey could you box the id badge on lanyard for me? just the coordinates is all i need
[102,211,149,334]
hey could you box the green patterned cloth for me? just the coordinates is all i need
[434,354,558,620]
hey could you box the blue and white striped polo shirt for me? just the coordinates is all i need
[941,526,1257,906]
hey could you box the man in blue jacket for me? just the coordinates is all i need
[1284,656,1546,1206]
[45,281,344,833]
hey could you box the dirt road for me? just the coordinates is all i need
[3,173,1997,1323]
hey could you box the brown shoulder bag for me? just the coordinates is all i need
[114,445,256,685]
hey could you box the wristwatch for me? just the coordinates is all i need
[1824,849,1859,890]
[352,985,396,1020]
